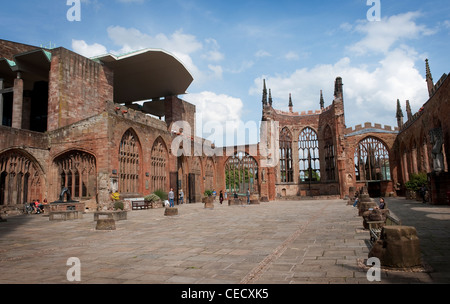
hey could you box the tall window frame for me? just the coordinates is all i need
[151,137,168,192]
[225,152,258,194]
[119,129,140,194]
[323,125,336,181]
[279,127,293,183]
[55,150,96,200]
[354,136,391,181]
[298,127,320,182]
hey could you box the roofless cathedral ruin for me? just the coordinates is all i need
[0,39,449,214]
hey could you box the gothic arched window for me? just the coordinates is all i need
[55,150,96,200]
[151,137,168,192]
[299,127,320,182]
[280,127,293,183]
[354,137,390,181]
[225,152,258,194]
[119,129,140,194]
[324,125,336,181]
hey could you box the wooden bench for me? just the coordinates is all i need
[131,199,150,210]
[368,213,402,245]
[49,210,82,221]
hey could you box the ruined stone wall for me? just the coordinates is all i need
[0,39,39,60]
[394,75,450,204]
[47,47,114,131]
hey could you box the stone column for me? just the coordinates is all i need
[12,72,24,129]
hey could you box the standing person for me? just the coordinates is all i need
[247,189,250,204]
[179,189,184,204]
[168,188,175,207]
[378,197,386,209]
[212,189,217,201]
[219,190,224,204]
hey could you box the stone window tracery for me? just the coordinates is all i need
[279,127,293,183]
[324,125,336,181]
[225,152,258,194]
[151,137,167,192]
[354,136,390,181]
[119,129,140,194]
[0,150,42,206]
[298,127,320,182]
[55,150,96,199]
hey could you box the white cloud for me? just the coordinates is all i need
[348,12,435,55]
[255,50,271,58]
[71,39,107,57]
[249,11,434,129]
[285,51,299,61]
[183,91,245,145]
[250,47,428,129]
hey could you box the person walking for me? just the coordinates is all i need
[247,189,250,204]
[219,190,224,204]
[179,189,184,204]
[168,188,175,207]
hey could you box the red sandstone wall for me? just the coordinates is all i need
[47,48,114,131]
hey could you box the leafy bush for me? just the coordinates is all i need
[114,200,124,210]
[153,189,168,200]
[405,172,427,191]
[204,189,213,197]
[144,193,161,202]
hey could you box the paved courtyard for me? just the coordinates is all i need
[0,197,449,285]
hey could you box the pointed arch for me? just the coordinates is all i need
[225,152,259,194]
[151,136,168,192]
[0,149,44,206]
[279,127,293,183]
[354,136,390,181]
[323,125,336,181]
[54,150,96,200]
[298,127,320,182]
[119,128,141,194]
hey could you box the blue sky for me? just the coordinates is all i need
[1,0,449,145]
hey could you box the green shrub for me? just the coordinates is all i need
[405,172,427,191]
[153,189,168,200]
[144,193,161,202]
[204,189,213,197]
[114,200,124,210]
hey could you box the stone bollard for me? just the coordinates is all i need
[369,226,422,268]
[358,201,377,216]
[96,218,116,230]
[164,207,178,216]
[228,198,242,206]
[362,208,390,229]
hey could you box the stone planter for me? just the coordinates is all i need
[96,218,116,230]
[94,210,127,221]
[164,207,178,216]
[202,196,214,209]
[228,198,242,205]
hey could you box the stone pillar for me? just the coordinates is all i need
[12,73,24,129]
[369,226,422,268]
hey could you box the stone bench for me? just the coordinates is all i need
[49,210,82,221]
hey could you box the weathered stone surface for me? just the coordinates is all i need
[369,226,422,268]
[96,218,116,230]
[164,207,178,216]
[362,208,390,229]
[358,201,377,216]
